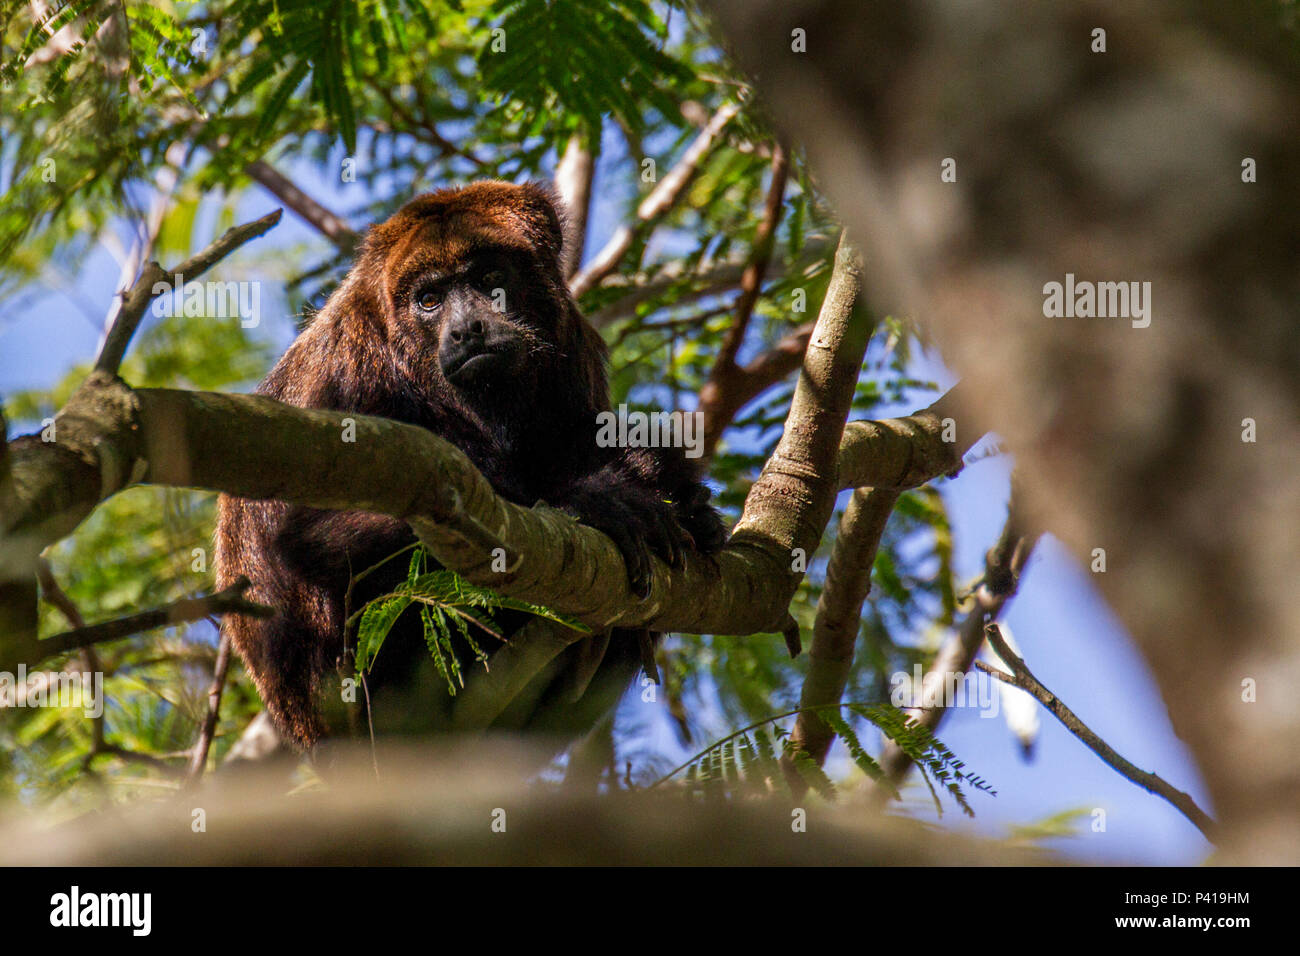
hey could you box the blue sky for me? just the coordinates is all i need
[0,139,1212,864]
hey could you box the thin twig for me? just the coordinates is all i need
[35,577,272,661]
[94,209,283,375]
[185,626,233,785]
[569,102,740,298]
[716,141,789,370]
[697,142,791,455]
[35,556,85,628]
[978,623,1217,841]
[865,484,1038,805]
[245,161,357,252]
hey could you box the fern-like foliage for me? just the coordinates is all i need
[218,0,446,153]
[655,701,996,818]
[477,0,693,137]
[349,546,590,694]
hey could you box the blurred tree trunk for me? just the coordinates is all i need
[709,0,1300,862]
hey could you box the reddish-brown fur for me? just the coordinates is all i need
[215,182,724,749]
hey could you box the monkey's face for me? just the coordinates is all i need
[370,183,584,404]
[353,182,609,430]
[405,251,535,389]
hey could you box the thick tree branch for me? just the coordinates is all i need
[783,486,899,791]
[1,373,978,668]
[836,381,979,491]
[0,747,1047,865]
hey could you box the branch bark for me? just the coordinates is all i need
[783,486,899,791]
[730,233,869,567]
[2,377,976,660]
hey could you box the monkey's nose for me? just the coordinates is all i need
[446,315,486,343]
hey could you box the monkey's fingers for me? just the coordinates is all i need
[608,526,654,598]
[644,503,685,570]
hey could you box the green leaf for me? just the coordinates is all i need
[355,595,413,672]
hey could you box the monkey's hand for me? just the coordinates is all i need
[555,449,726,598]
[557,478,685,598]
[667,475,728,557]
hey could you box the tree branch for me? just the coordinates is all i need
[244,161,357,253]
[978,623,1216,841]
[35,556,85,628]
[94,209,283,375]
[569,102,741,298]
[22,578,271,666]
[698,142,791,456]
[1,372,978,671]
[718,142,790,369]
[186,626,234,785]
[555,132,597,279]
[782,486,899,791]
[725,232,871,658]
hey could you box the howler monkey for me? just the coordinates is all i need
[215,181,725,750]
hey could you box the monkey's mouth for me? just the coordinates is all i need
[443,349,509,386]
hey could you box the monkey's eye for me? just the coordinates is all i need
[416,288,443,311]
